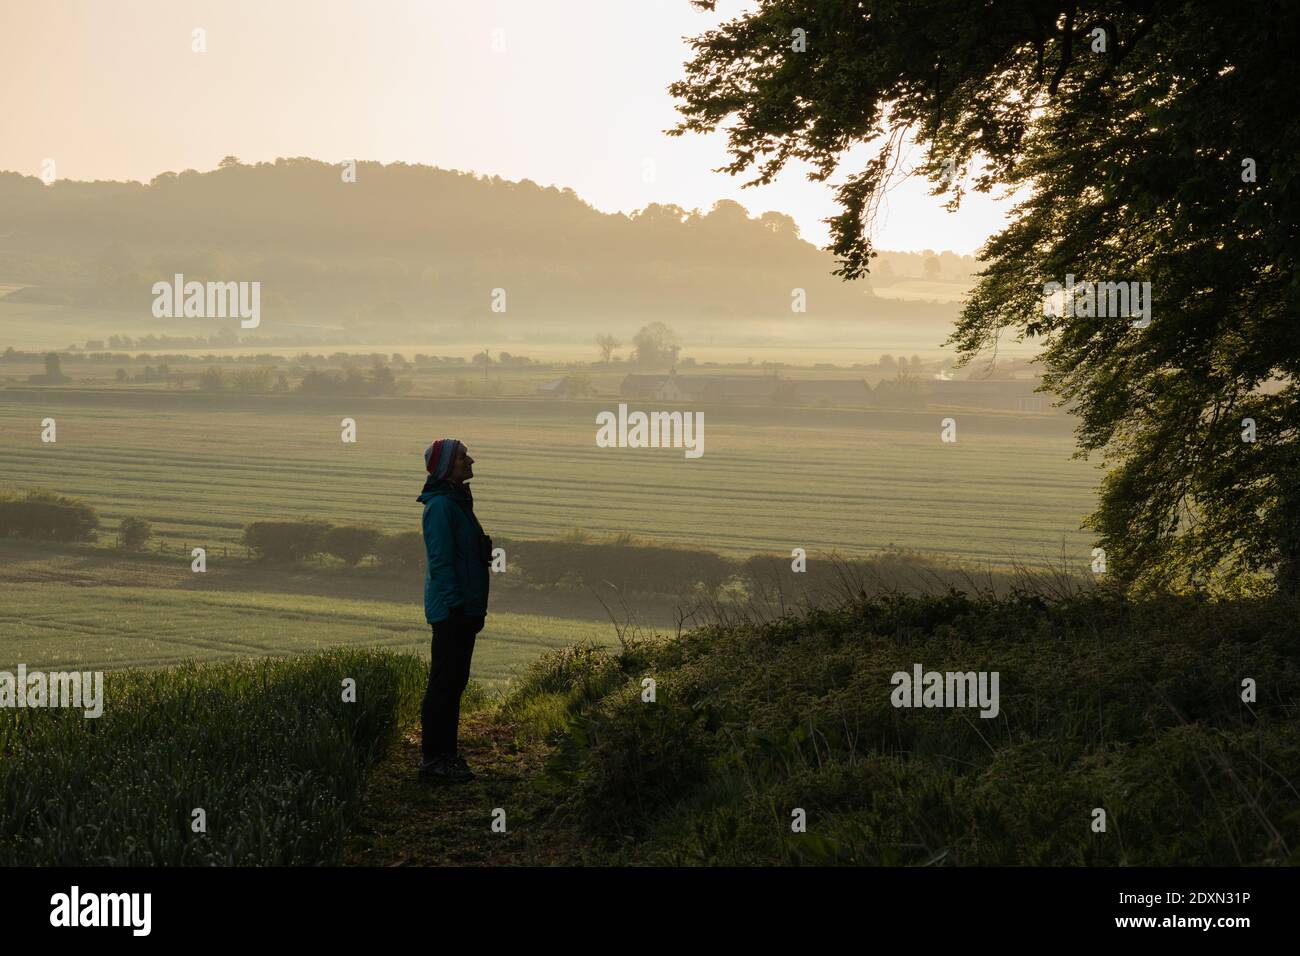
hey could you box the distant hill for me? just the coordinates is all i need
[0,159,973,338]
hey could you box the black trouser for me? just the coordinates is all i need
[420,612,484,758]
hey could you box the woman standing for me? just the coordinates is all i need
[416,438,491,783]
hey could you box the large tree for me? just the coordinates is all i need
[632,322,682,368]
[672,1,1300,593]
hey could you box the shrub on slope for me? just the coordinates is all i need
[515,591,1300,865]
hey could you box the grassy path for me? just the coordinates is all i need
[343,710,585,866]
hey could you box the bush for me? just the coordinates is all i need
[505,536,733,595]
[297,368,372,397]
[872,369,927,408]
[198,366,226,391]
[0,490,99,542]
[230,366,275,393]
[500,643,629,745]
[536,590,1300,865]
[738,548,1028,606]
[243,520,332,562]
[323,525,382,566]
[118,516,152,550]
[375,531,424,574]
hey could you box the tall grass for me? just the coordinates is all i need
[513,588,1300,865]
[0,647,425,865]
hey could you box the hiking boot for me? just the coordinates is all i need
[448,753,475,780]
[417,753,473,784]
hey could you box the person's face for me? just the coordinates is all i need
[449,445,474,483]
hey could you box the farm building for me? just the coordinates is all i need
[620,371,787,404]
[791,379,873,406]
[535,377,570,396]
[928,378,1051,412]
[619,373,677,400]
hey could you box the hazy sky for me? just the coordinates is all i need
[1,0,1015,254]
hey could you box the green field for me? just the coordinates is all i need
[0,574,616,685]
[0,392,1097,563]
[0,391,1100,676]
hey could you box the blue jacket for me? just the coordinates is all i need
[418,477,490,624]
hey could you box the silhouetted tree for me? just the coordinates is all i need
[596,334,621,363]
[672,0,1300,593]
[323,525,381,566]
[43,352,67,382]
[199,367,226,391]
[632,322,680,368]
[119,516,152,551]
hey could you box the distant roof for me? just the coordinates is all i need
[621,373,779,387]
[696,378,781,395]
[931,378,1042,391]
[795,379,870,392]
[620,374,669,385]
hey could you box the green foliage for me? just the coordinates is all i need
[872,369,926,409]
[0,648,423,865]
[374,530,423,574]
[322,524,382,566]
[243,519,331,562]
[0,489,99,542]
[295,362,399,398]
[118,515,152,550]
[671,1,1300,594]
[533,591,1300,865]
[502,535,732,595]
[198,366,225,391]
[367,361,398,396]
[595,334,621,363]
[499,643,626,743]
[237,519,396,568]
[229,365,275,393]
[631,321,680,368]
[43,352,67,382]
[506,643,623,708]
[298,367,370,397]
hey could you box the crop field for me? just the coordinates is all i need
[0,575,617,685]
[0,393,1097,565]
[0,391,1099,675]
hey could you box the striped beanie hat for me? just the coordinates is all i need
[424,438,462,480]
